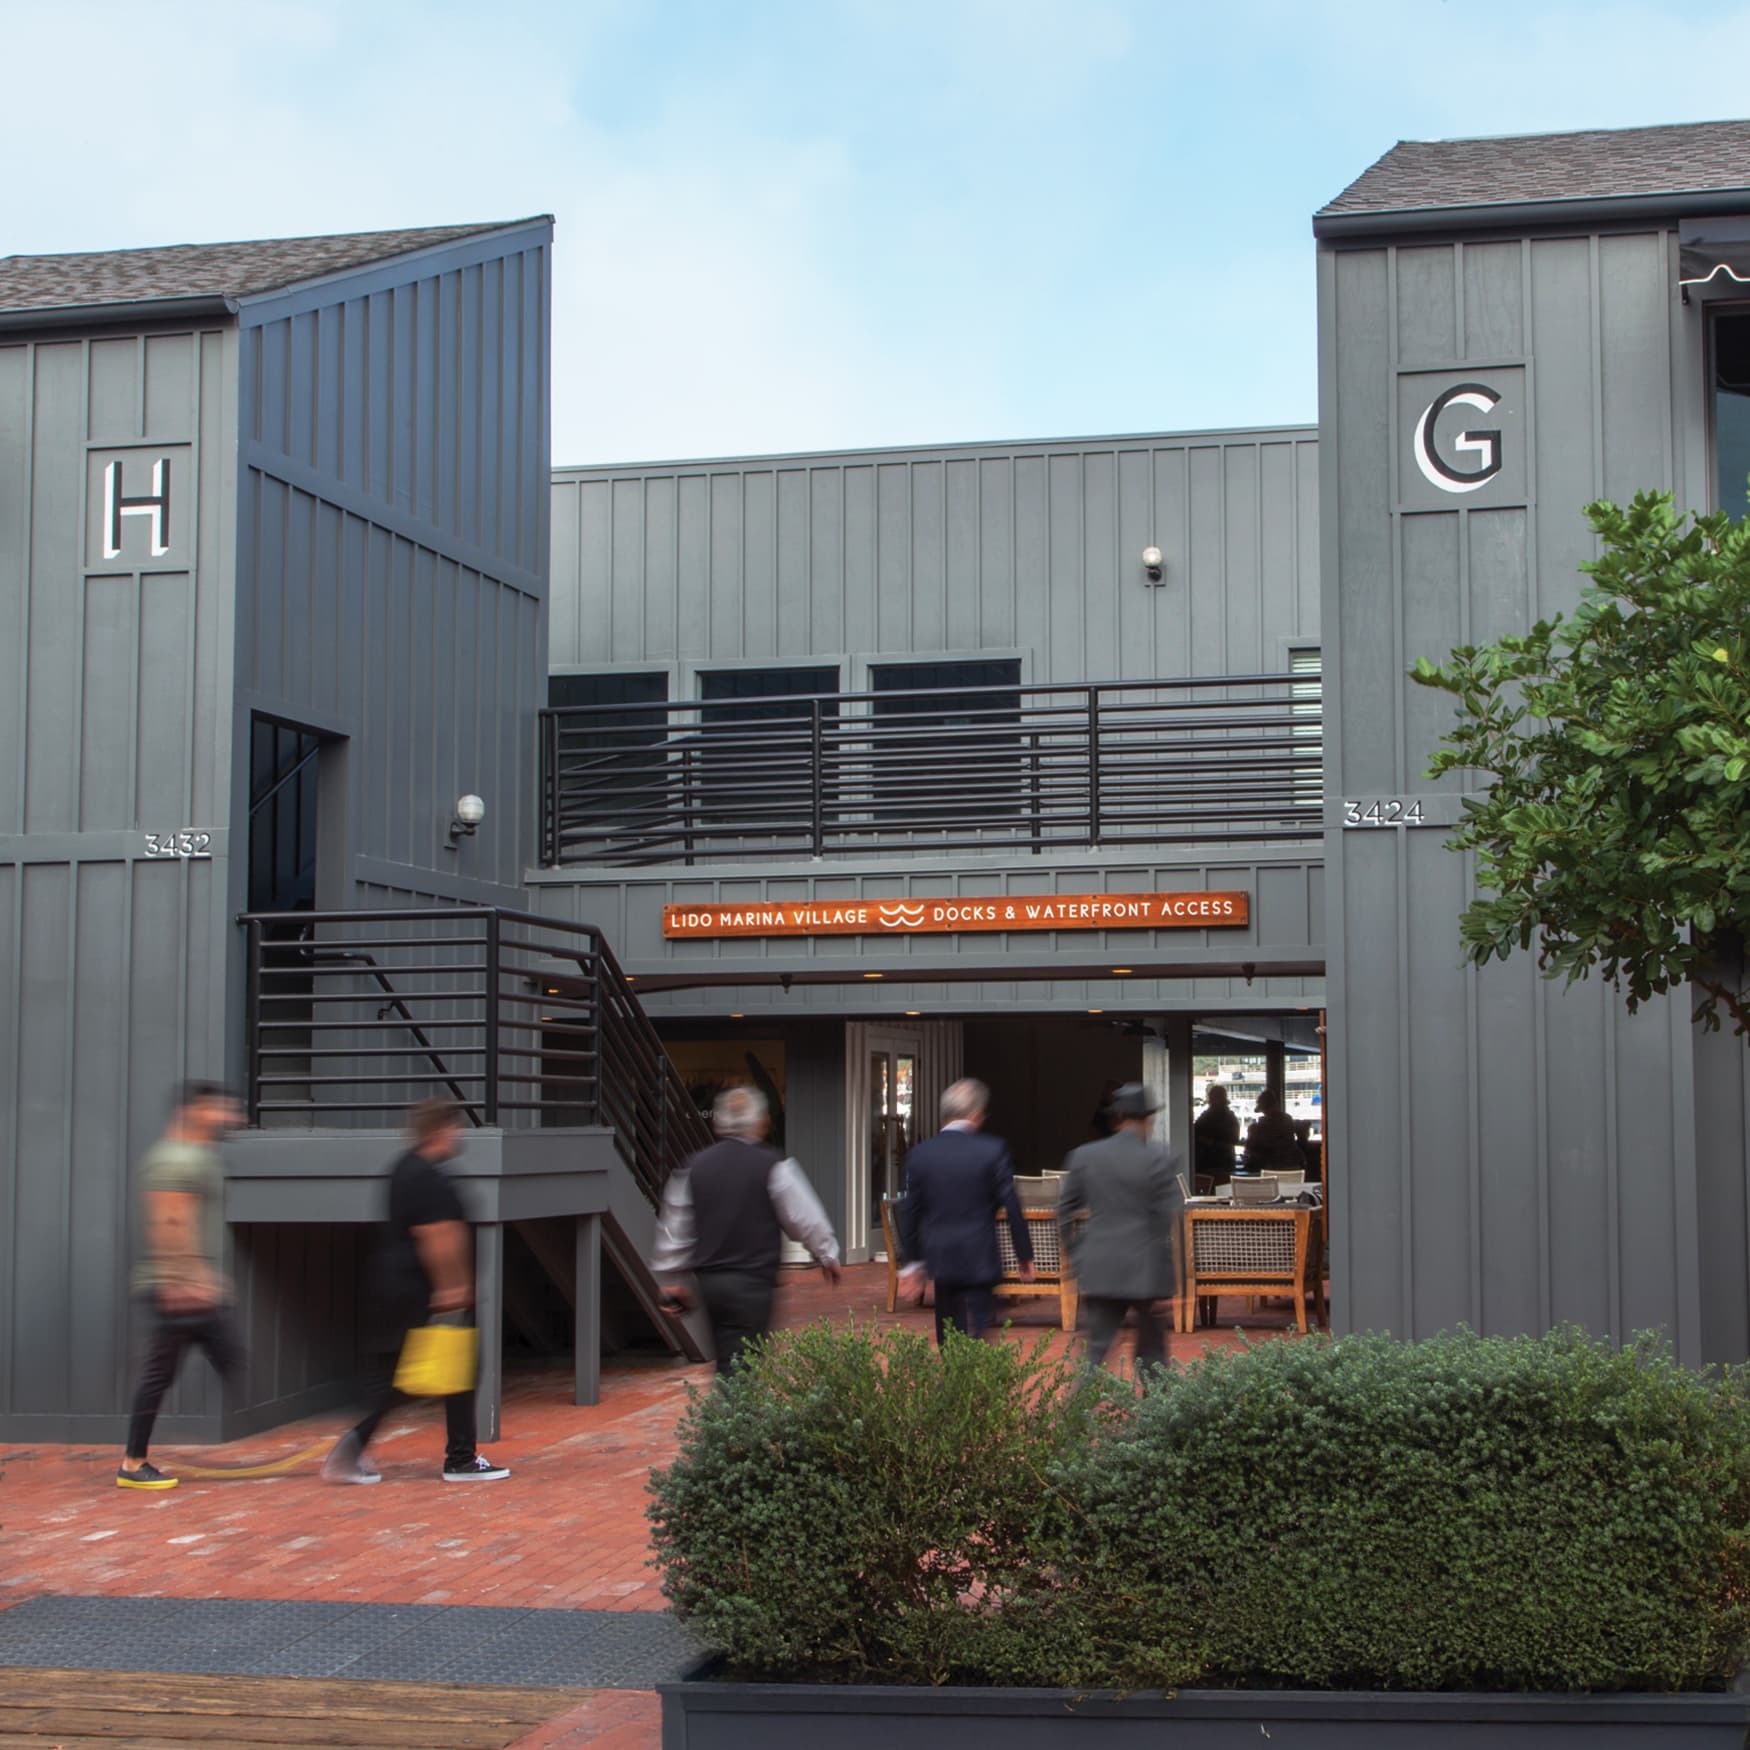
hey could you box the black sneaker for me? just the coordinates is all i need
[442,1454,510,1482]
[116,1461,178,1490]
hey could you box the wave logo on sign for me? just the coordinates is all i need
[876,902,927,929]
[1412,382,1503,494]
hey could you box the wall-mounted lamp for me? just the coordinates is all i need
[1141,545,1164,584]
[446,792,486,848]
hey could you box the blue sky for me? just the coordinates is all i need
[6,0,1750,463]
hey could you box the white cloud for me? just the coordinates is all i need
[7,0,1750,465]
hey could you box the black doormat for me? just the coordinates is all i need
[0,1594,699,1688]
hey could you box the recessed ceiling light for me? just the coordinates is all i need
[1111,967,1134,975]
[624,974,636,982]
[863,971,884,980]
[729,1012,744,1019]
[905,1010,921,1017]
[1088,1008,1104,1015]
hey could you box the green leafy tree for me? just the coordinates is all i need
[1410,490,1750,1036]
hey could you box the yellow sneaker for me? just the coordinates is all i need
[116,1462,178,1490]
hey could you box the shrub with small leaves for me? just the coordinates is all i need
[651,1321,1750,1692]
[1054,1326,1750,1692]
[646,1318,1115,1685]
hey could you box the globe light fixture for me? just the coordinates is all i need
[447,792,486,847]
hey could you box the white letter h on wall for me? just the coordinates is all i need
[103,457,171,558]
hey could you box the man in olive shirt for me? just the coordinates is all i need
[117,1081,246,1489]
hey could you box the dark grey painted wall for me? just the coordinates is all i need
[550,427,1319,683]
[964,1016,1145,1175]
[0,323,240,1440]
[232,221,553,911]
[655,1018,849,1241]
[1695,943,1750,1363]
[1319,222,1714,1357]
[0,221,557,1439]
[540,427,1324,1018]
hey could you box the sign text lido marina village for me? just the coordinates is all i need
[662,891,1250,939]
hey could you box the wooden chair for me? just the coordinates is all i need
[878,1194,918,1313]
[993,1208,1078,1331]
[1179,1207,1323,1335]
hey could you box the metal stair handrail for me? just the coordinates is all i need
[239,905,709,1207]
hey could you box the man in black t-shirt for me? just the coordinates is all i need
[322,1099,509,1484]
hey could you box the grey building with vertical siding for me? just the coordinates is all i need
[7,115,1750,1449]
[0,220,564,1442]
[1317,119,1750,1365]
[537,430,1326,1258]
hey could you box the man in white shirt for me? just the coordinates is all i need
[652,1086,841,1374]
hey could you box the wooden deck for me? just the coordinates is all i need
[0,1667,593,1748]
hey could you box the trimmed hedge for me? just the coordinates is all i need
[647,1323,1750,1691]
[646,1320,1112,1685]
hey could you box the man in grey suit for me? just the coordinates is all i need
[1057,1082,1184,1375]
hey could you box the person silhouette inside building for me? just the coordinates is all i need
[1243,1088,1303,1175]
[1193,1081,1241,1188]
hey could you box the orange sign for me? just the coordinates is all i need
[662,891,1249,940]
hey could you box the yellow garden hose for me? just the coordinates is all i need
[163,1439,332,1479]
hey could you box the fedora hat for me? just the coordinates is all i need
[1107,1082,1160,1118]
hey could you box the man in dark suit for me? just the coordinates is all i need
[898,1078,1033,1344]
[1058,1082,1183,1375]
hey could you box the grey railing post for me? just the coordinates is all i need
[1028,729,1042,853]
[1087,685,1102,847]
[587,932,604,1129]
[810,696,825,857]
[543,711,559,866]
[483,910,501,1126]
[244,917,262,1125]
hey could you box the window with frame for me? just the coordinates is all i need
[694,666,841,831]
[867,659,1024,823]
[1713,310,1750,517]
[546,671,670,825]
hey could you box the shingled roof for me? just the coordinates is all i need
[0,219,544,317]
[1321,118,1750,220]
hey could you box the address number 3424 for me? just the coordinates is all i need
[1342,799,1426,827]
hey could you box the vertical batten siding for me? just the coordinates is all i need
[243,235,548,575]
[0,324,239,1435]
[234,225,552,901]
[549,428,1320,678]
[1322,224,1703,1356]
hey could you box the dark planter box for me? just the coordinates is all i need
[661,1673,1750,1748]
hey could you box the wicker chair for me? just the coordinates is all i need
[883,1193,1077,1329]
[994,1208,1078,1331]
[1180,1207,1323,1335]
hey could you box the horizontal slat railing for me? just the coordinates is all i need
[540,671,1321,866]
[239,906,710,1207]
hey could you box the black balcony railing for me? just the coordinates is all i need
[540,670,1321,867]
[239,906,711,1207]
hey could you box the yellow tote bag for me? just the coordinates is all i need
[394,1323,478,1398]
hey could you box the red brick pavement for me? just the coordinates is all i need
[0,1266,1284,1746]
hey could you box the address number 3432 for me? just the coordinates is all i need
[143,831,213,858]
